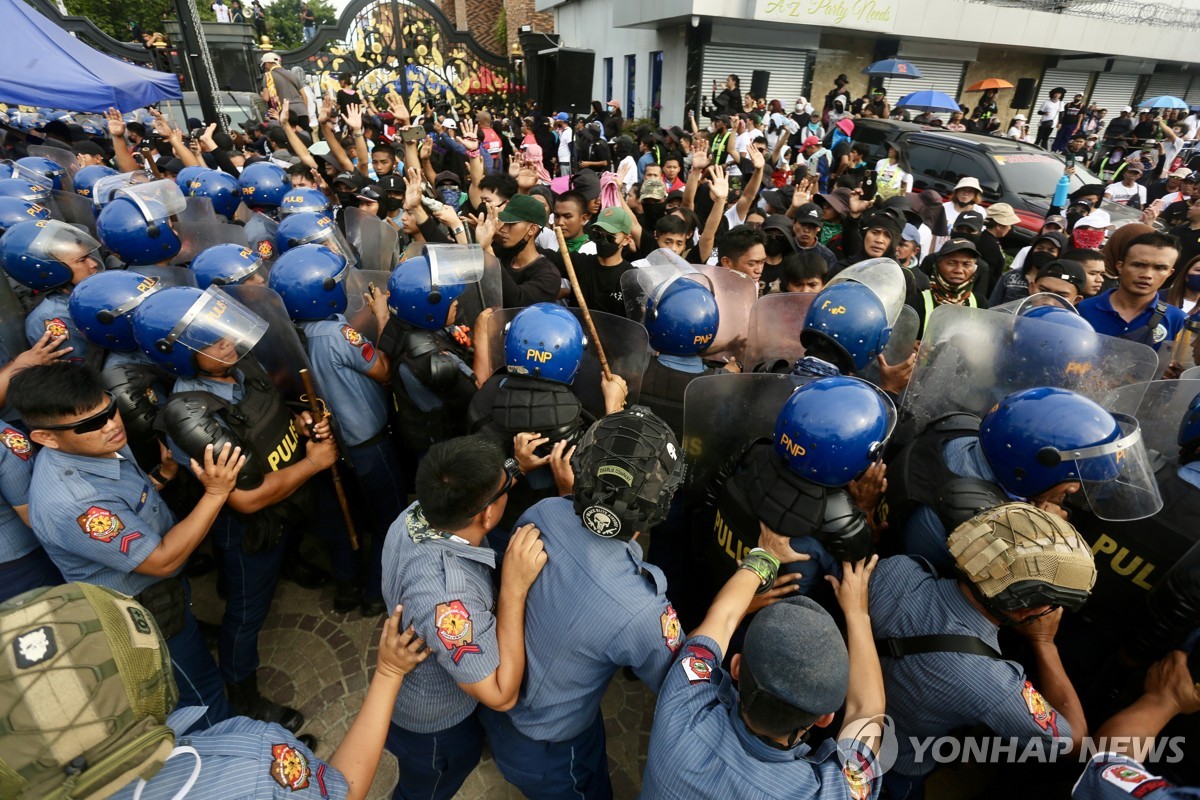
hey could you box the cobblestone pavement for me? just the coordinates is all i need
[189,555,657,800]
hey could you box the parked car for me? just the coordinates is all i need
[822,119,1142,247]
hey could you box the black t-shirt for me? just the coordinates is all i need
[1170,224,1200,269]
[568,253,634,317]
[500,255,563,307]
[1162,199,1192,228]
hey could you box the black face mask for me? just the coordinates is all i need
[336,191,357,207]
[593,239,621,258]
[765,237,790,258]
[492,236,529,261]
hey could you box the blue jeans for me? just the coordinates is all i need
[213,512,286,683]
[0,547,62,603]
[168,583,231,731]
[479,707,612,800]
[384,712,484,800]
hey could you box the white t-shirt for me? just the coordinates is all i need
[1104,181,1147,207]
[212,2,231,21]
[1040,99,1063,125]
[557,127,572,164]
[617,156,638,192]
[1163,136,1185,170]
[943,201,974,231]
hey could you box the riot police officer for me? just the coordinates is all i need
[185,168,242,221]
[480,408,682,798]
[269,244,402,615]
[280,186,333,218]
[239,161,290,216]
[132,285,339,732]
[191,242,270,291]
[1,219,103,366]
[96,180,188,267]
[870,503,1096,796]
[72,164,118,203]
[276,211,358,266]
[0,414,61,603]
[9,362,246,729]
[0,196,51,233]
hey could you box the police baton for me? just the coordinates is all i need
[1172,314,1200,368]
[299,368,360,551]
[555,224,613,381]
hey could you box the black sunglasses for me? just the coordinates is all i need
[589,228,619,244]
[37,393,118,435]
[466,458,521,518]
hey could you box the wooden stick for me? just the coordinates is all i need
[556,224,612,381]
[1172,317,1199,367]
[299,368,360,551]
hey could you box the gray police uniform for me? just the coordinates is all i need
[25,292,92,366]
[641,633,882,799]
[298,316,387,448]
[1073,754,1200,799]
[109,707,350,800]
[378,501,499,798]
[481,496,680,798]
[869,556,1072,780]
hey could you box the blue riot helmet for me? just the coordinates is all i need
[0,219,103,291]
[386,254,467,330]
[0,197,51,232]
[276,211,357,265]
[772,375,896,487]
[73,164,119,200]
[504,303,587,384]
[186,169,241,220]
[980,387,1161,521]
[190,243,267,289]
[268,244,350,320]
[14,156,67,192]
[1180,388,1200,458]
[132,285,267,378]
[280,187,332,218]
[0,178,52,205]
[644,278,719,356]
[96,180,187,265]
[238,161,289,210]
[1019,304,1094,331]
[68,270,164,351]
[1009,303,1101,384]
[175,165,208,193]
[800,282,892,374]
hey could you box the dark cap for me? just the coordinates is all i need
[571,170,601,201]
[742,596,849,717]
[157,157,184,175]
[41,119,71,140]
[375,173,405,195]
[497,193,548,227]
[862,209,901,239]
[881,194,922,228]
[333,171,368,190]
[1069,183,1106,202]
[793,202,823,225]
[665,189,685,203]
[434,170,461,187]
[952,210,985,233]
[761,187,794,212]
[762,215,799,250]
[73,140,106,158]
[1035,259,1087,291]
[936,237,980,259]
[815,188,852,218]
[357,185,383,203]
[1033,231,1069,252]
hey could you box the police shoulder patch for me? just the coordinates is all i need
[1152,324,1167,344]
[0,428,32,460]
[1021,680,1059,736]
[435,600,482,663]
[842,755,872,800]
[660,604,681,652]
[680,644,714,684]
[1098,762,1171,796]
[76,506,125,543]
[340,324,375,362]
[269,743,311,791]
[43,317,70,339]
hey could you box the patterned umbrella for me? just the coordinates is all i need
[863,59,923,79]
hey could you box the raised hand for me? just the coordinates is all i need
[459,119,480,151]
[342,102,363,134]
[191,442,247,497]
[708,165,729,201]
[375,605,431,681]
[105,107,126,138]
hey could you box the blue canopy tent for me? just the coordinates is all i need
[0,0,181,112]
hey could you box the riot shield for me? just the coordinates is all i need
[487,306,651,418]
[826,257,906,325]
[0,276,28,357]
[210,220,249,248]
[1184,366,1200,380]
[1104,379,1200,461]
[136,265,198,289]
[172,197,229,265]
[742,293,814,372]
[28,146,77,192]
[401,242,503,328]
[223,284,313,399]
[343,268,391,342]
[694,264,755,363]
[243,212,280,264]
[51,190,97,236]
[900,305,1161,433]
[621,251,714,324]
[344,206,399,273]
[858,304,921,385]
[681,373,809,492]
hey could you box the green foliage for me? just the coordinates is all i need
[494,6,506,52]
[62,0,170,42]
[262,0,337,49]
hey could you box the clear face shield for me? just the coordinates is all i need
[92,172,153,210]
[29,220,103,273]
[286,215,359,268]
[163,286,268,368]
[115,180,187,226]
[825,257,906,326]
[1041,412,1163,521]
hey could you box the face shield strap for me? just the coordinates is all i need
[428,248,444,304]
[1036,413,1142,465]
[100,277,162,323]
[223,255,267,285]
[158,293,209,356]
[324,257,351,292]
[118,188,162,238]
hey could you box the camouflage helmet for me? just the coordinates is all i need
[0,583,177,800]
[947,502,1097,615]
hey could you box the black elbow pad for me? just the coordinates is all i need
[159,394,263,490]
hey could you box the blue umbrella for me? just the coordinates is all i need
[894,90,961,113]
[1140,95,1189,110]
[863,59,923,78]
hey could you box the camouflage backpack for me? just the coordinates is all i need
[0,583,178,800]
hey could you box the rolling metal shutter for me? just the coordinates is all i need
[1039,69,1090,104]
[1089,73,1139,115]
[1186,81,1200,107]
[700,44,810,125]
[1142,72,1192,105]
[883,59,966,121]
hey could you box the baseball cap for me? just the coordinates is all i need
[434,170,461,187]
[802,135,821,148]
[937,237,980,258]
[1075,209,1112,229]
[1035,259,1087,291]
[665,189,685,204]
[555,112,570,122]
[741,596,849,718]
[375,173,405,194]
[952,210,985,233]
[1170,168,1193,179]
[592,206,632,235]
[260,52,281,64]
[953,176,982,194]
[571,170,601,201]
[793,202,823,225]
[1125,164,1144,174]
[441,118,458,130]
[73,140,106,158]
[498,194,549,227]
[333,171,367,190]
[1042,215,1068,230]
[157,157,184,175]
[639,178,667,201]
[1013,113,1027,121]
[901,223,920,243]
[761,187,794,212]
[357,185,383,203]
[1121,105,1133,113]
[986,202,1021,226]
